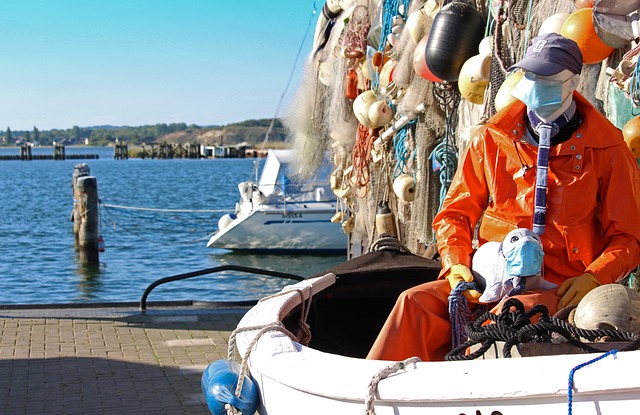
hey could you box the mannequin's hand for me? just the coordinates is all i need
[446,264,482,303]
[556,273,600,309]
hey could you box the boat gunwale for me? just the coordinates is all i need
[235,274,640,408]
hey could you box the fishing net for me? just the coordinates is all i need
[283,0,618,258]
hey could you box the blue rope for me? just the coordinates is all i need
[392,120,416,179]
[567,350,618,414]
[373,0,406,92]
[448,281,482,349]
[430,137,458,210]
[631,60,640,114]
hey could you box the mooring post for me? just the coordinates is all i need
[72,164,91,239]
[75,175,100,263]
[72,164,99,263]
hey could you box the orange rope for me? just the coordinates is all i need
[350,124,377,191]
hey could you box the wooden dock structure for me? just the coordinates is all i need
[114,143,129,160]
[0,144,99,161]
[138,142,201,159]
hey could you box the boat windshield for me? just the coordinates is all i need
[257,150,332,202]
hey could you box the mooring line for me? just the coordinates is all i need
[100,202,234,213]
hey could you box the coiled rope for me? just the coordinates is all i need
[258,287,314,345]
[445,298,640,361]
[224,323,296,415]
[430,138,458,209]
[369,234,408,252]
[430,82,460,209]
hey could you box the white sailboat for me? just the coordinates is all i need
[206,149,346,253]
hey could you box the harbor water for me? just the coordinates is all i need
[0,146,346,304]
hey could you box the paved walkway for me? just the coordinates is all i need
[0,304,251,415]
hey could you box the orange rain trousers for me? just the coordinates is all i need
[366,280,560,361]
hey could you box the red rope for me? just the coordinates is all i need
[350,124,377,191]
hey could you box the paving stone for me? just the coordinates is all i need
[0,305,249,414]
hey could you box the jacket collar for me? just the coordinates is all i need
[487,92,622,150]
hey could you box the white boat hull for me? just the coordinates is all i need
[207,203,346,253]
[235,273,640,414]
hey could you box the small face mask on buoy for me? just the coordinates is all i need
[501,229,544,277]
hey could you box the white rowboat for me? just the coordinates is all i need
[223,251,640,414]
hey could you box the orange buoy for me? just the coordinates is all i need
[574,0,595,8]
[372,51,384,69]
[561,9,614,64]
[412,36,443,82]
[345,68,358,100]
[98,236,105,252]
[622,116,640,159]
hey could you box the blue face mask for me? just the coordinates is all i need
[503,240,544,277]
[511,73,565,118]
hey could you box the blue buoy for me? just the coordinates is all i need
[201,359,259,415]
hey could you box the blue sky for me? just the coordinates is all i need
[0,1,319,131]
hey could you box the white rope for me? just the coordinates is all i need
[226,322,298,415]
[222,284,316,414]
[100,202,233,213]
[364,357,422,415]
[257,287,314,345]
[224,403,241,415]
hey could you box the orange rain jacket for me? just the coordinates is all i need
[433,92,640,287]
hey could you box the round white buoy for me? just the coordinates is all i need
[218,214,235,231]
[393,174,417,202]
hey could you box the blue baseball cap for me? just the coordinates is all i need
[509,33,583,76]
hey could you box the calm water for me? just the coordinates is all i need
[0,147,346,304]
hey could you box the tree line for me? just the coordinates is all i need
[0,119,285,147]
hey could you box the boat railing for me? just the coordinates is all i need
[139,265,305,310]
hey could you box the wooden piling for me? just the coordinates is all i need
[72,164,90,238]
[149,143,158,158]
[20,144,32,160]
[189,143,200,158]
[54,144,66,160]
[114,143,128,160]
[72,164,99,264]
